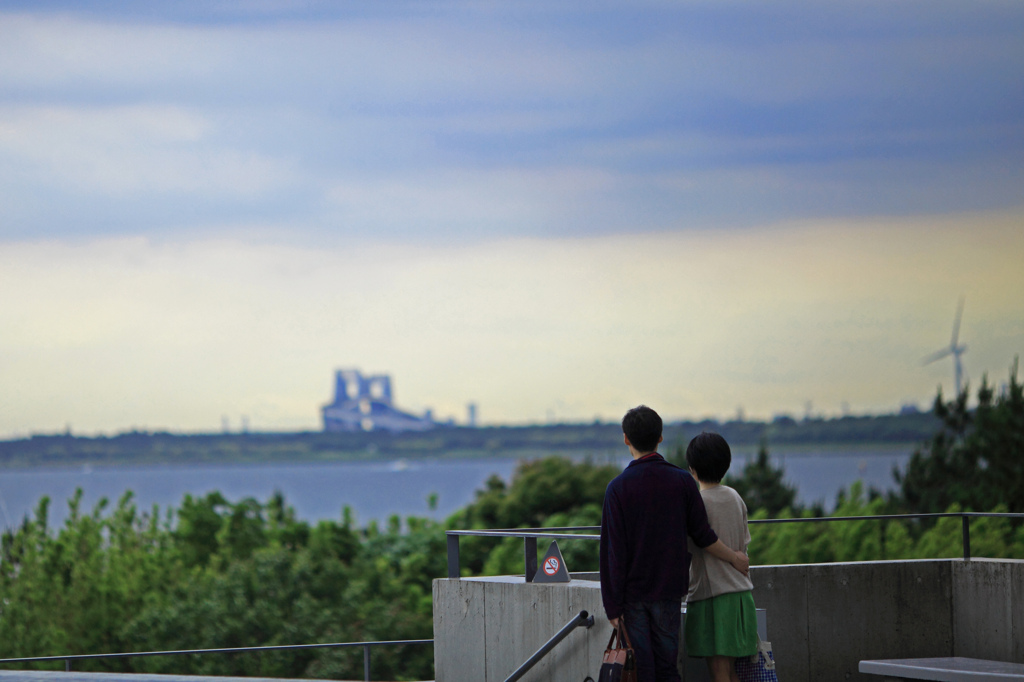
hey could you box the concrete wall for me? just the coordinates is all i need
[751,560,955,681]
[951,559,1024,663]
[432,559,1024,682]
[750,558,1024,681]
[432,576,611,682]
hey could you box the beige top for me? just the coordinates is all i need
[686,485,754,602]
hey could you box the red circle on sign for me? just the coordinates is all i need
[543,557,560,575]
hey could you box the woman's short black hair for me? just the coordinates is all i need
[685,431,732,483]
[621,405,663,453]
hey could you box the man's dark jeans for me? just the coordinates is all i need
[622,599,681,681]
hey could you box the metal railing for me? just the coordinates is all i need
[447,526,600,581]
[503,610,594,682]
[0,638,432,680]
[444,512,1024,578]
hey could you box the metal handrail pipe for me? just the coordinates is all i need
[446,512,1024,535]
[446,530,600,540]
[748,512,1024,524]
[503,610,595,682]
[445,529,599,578]
[452,526,601,532]
[0,639,432,680]
[444,512,1024,577]
[0,639,432,665]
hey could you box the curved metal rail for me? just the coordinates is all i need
[503,610,595,682]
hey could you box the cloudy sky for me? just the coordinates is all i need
[1,0,1022,436]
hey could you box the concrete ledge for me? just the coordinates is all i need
[0,673,347,682]
[859,656,1024,681]
[0,670,430,682]
[952,559,1024,662]
[433,575,607,682]
[756,558,959,680]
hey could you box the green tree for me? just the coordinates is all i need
[446,456,620,575]
[0,487,443,680]
[0,490,182,671]
[451,457,620,529]
[896,359,1024,513]
[175,491,228,568]
[725,439,800,517]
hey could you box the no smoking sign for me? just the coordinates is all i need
[532,540,570,583]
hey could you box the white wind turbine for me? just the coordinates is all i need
[923,297,968,395]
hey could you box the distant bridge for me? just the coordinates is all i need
[321,369,435,433]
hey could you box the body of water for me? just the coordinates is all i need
[0,444,915,531]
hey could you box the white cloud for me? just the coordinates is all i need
[0,104,297,195]
[0,12,594,104]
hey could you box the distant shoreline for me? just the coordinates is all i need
[0,414,935,470]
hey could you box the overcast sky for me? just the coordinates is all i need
[1,1,1022,436]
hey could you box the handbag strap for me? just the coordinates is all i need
[606,626,619,650]
[617,620,634,651]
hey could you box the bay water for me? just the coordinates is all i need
[0,444,915,531]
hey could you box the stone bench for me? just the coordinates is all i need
[859,657,1024,681]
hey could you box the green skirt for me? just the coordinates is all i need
[684,590,758,658]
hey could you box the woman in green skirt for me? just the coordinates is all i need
[684,433,758,682]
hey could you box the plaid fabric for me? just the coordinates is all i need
[735,640,779,682]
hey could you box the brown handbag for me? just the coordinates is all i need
[598,620,637,682]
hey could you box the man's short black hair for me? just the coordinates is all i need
[685,432,732,483]
[621,405,662,453]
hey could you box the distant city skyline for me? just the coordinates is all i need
[1,2,1022,437]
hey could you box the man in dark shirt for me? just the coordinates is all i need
[600,405,750,681]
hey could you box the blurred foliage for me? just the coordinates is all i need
[895,359,1024,514]
[0,489,440,679]
[747,485,1024,566]
[445,457,619,576]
